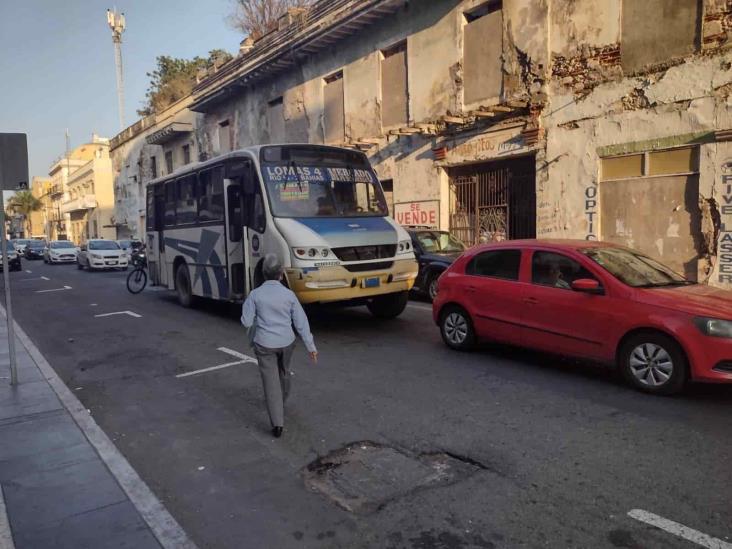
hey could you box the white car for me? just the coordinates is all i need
[44,240,78,264]
[77,239,128,271]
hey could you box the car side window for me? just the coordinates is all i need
[466,250,521,280]
[531,251,598,290]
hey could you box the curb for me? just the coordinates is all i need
[1,306,198,549]
[0,485,13,549]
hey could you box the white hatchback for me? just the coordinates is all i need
[44,240,78,264]
[77,239,128,270]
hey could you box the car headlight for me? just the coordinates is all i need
[397,240,412,253]
[91,254,103,260]
[293,247,331,259]
[694,317,732,338]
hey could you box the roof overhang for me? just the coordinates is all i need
[190,0,406,113]
[145,122,193,145]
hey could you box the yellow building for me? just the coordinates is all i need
[30,176,51,239]
[48,135,115,244]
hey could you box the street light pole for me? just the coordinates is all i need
[0,190,18,385]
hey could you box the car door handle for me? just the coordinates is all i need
[523,297,539,305]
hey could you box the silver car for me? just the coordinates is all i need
[44,240,79,264]
[77,239,129,271]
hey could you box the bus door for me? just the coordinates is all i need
[243,166,267,291]
[146,185,165,286]
[225,161,250,300]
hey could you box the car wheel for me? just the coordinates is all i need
[619,332,687,395]
[366,291,408,319]
[175,263,194,308]
[77,260,83,270]
[427,272,442,302]
[439,305,475,351]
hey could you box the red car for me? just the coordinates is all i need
[432,239,732,395]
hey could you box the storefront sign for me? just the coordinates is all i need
[394,201,439,227]
[718,160,732,284]
[440,126,527,164]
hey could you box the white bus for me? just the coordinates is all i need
[145,144,418,317]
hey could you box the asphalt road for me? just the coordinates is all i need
[4,260,732,549]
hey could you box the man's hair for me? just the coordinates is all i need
[262,253,284,281]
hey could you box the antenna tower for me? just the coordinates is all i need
[107,8,126,130]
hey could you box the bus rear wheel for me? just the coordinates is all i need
[367,291,408,319]
[176,263,194,308]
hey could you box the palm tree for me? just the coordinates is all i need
[6,190,42,238]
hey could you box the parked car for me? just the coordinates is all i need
[406,226,466,301]
[0,241,22,271]
[116,239,142,261]
[77,239,128,271]
[44,240,79,264]
[23,239,46,260]
[433,239,732,395]
[10,239,30,254]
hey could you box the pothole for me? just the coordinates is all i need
[303,441,482,514]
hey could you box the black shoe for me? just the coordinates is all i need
[272,426,283,438]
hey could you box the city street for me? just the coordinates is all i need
[2,261,730,549]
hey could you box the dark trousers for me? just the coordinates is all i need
[254,342,295,428]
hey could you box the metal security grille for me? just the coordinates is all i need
[449,156,536,246]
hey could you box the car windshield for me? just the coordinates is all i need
[14,240,29,245]
[6,242,15,251]
[88,241,120,250]
[416,231,465,253]
[117,240,131,248]
[582,247,692,288]
[28,241,45,248]
[261,146,387,218]
[50,241,75,249]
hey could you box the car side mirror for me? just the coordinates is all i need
[80,245,87,252]
[571,278,604,295]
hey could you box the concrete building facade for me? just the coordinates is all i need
[30,176,51,238]
[47,136,115,244]
[112,0,732,287]
[110,97,198,239]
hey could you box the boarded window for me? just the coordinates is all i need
[150,156,157,179]
[648,147,697,176]
[381,42,408,128]
[219,120,231,153]
[599,146,701,280]
[268,97,285,143]
[165,150,173,174]
[463,2,503,104]
[182,144,191,165]
[621,0,701,74]
[323,72,345,144]
[600,154,644,180]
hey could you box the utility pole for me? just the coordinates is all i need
[107,8,126,130]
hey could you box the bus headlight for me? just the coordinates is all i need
[397,240,412,253]
[293,247,332,259]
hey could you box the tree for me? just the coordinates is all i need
[137,49,233,116]
[227,0,314,39]
[6,190,41,237]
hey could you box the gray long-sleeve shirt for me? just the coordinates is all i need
[241,280,317,353]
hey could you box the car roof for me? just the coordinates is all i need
[469,239,621,252]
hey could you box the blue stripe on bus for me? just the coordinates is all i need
[294,216,395,235]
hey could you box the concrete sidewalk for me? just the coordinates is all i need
[0,310,196,549]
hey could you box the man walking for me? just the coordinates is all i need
[241,254,317,438]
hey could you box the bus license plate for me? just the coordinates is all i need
[363,277,380,288]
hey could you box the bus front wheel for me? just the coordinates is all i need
[176,263,194,308]
[367,291,408,319]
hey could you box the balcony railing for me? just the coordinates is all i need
[60,195,97,214]
[49,184,63,197]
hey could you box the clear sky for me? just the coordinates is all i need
[0,0,243,179]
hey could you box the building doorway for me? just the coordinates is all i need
[448,155,536,245]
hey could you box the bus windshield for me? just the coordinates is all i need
[260,146,388,218]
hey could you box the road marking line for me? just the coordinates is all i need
[25,270,31,273]
[628,509,732,549]
[15,276,50,282]
[217,346,254,360]
[176,348,257,378]
[94,310,142,318]
[407,303,432,312]
[35,285,72,293]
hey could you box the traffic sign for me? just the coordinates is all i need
[0,133,29,191]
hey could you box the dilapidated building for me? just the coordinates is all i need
[113,0,732,287]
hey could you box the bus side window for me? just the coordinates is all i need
[164,181,176,227]
[198,167,225,222]
[241,166,266,233]
[176,175,197,225]
[146,186,155,231]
